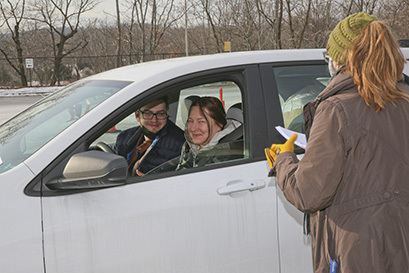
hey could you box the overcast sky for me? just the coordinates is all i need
[84,0,120,20]
[85,0,184,21]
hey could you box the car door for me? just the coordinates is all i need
[37,66,282,273]
[0,169,43,273]
[260,60,331,273]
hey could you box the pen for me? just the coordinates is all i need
[330,259,337,273]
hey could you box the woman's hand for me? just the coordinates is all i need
[264,134,298,168]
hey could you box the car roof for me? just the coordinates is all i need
[88,49,327,83]
[88,47,409,84]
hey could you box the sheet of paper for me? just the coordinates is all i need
[275,126,307,149]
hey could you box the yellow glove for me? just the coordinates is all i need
[264,134,298,168]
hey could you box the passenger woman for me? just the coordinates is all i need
[176,96,242,169]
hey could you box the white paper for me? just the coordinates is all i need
[275,126,307,149]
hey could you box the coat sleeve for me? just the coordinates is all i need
[274,100,346,213]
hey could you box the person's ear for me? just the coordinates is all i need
[135,111,140,122]
[332,60,342,71]
[216,123,223,132]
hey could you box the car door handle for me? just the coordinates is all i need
[217,180,266,195]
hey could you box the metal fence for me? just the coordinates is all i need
[0,52,202,87]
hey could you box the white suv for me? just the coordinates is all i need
[1,48,408,273]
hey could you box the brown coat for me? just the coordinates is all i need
[273,72,409,273]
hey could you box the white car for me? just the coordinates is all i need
[1,48,408,273]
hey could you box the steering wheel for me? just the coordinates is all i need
[95,142,115,154]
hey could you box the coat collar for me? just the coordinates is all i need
[303,72,355,139]
[316,71,356,102]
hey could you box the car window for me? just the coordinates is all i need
[147,140,244,175]
[175,82,242,128]
[91,112,137,150]
[171,81,246,173]
[90,80,247,178]
[0,80,130,174]
[273,65,330,133]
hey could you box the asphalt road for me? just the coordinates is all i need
[0,96,42,124]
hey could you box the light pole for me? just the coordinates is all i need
[184,0,188,56]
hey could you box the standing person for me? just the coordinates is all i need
[265,12,409,273]
[115,97,185,176]
[176,96,242,169]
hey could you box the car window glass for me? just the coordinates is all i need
[176,81,242,128]
[92,80,247,178]
[92,112,137,150]
[147,81,247,175]
[147,139,244,175]
[273,65,330,133]
[0,80,130,174]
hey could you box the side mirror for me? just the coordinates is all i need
[47,151,128,190]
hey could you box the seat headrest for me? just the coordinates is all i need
[184,95,200,109]
[226,103,243,124]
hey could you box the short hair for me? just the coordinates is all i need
[158,96,169,110]
[139,96,169,112]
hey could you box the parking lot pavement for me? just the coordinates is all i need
[0,96,42,124]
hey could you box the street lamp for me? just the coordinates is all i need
[185,0,188,56]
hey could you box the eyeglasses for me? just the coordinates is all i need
[323,51,330,63]
[138,110,168,120]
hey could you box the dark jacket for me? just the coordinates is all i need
[273,72,409,273]
[115,119,185,174]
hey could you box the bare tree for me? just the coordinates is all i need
[199,0,223,52]
[129,0,183,62]
[1,0,409,88]
[28,0,97,85]
[303,0,334,48]
[127,1,138,64]
[296,0,313,48]
[284,0,296,48]
[229,0,261,51]
[380,0,409,40]
[198,0,260,52]
[256,0,284,49]
[0,0,28,86]
[83,20,119,71]
[281,0,313,48]
[337,0,382,15]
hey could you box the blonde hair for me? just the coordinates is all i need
[346,21,409,112]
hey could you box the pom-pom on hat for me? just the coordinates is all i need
[327,12,378,64]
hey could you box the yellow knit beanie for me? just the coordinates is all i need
[327,12,378,64]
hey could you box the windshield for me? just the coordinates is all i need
[0,80,131,174]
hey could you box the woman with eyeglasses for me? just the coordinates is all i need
[265,12,409,273]
[114,97,185,176]
[176,96,242,170]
